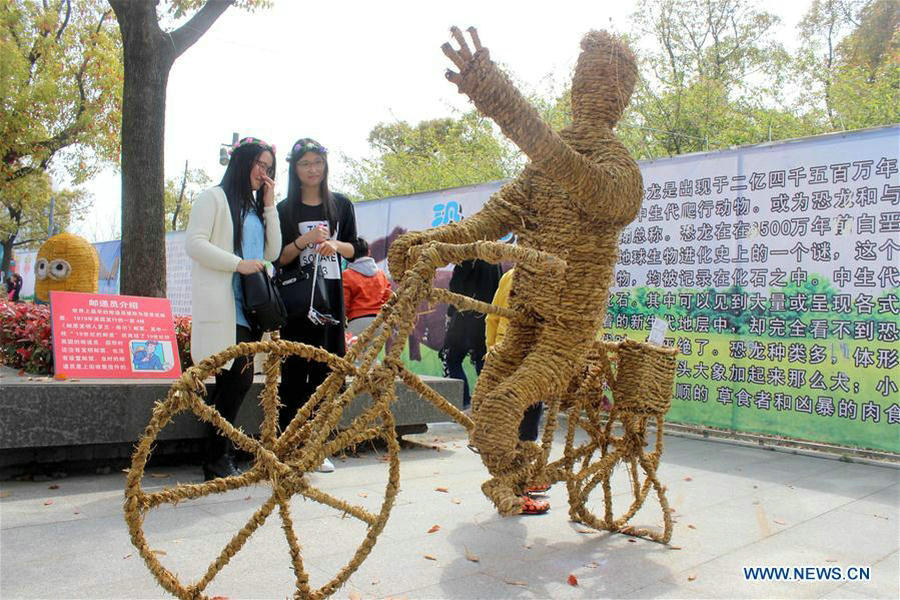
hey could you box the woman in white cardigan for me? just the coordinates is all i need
[185,137,281,480]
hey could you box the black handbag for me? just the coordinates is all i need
[274,258,333,321]
[241,268,287,332]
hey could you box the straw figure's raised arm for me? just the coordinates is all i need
[443,26,638,214]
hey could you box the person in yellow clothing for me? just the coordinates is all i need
[485,268,549,500]
[485,268,513,350]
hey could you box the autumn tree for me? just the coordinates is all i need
[1,0,121,268]
[1,0,122,184]
[163,161,210,232]
[623,0,813,158]
[107,0,269,298]
[343,111,520,200]
[1,171,88,274]
[825,0,900,130]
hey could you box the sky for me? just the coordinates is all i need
[69,0,814,242]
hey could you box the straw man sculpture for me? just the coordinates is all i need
[389,27,644,515]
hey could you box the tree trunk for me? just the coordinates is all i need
[1,237,13,277]
[111,1,173,298]
[110,0,232,298]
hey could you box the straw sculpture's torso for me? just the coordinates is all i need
[389,29,643,512]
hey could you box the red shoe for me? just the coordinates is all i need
[525,483,551,496]
[520,495,550,515]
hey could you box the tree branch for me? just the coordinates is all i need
[168,0,234,60]
[13,237,47,247]
[54,0,71,43]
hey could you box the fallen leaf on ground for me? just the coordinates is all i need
[774,519,786,525]
[567,574,578,586]
[371,579,379,585]
[873,514,888,520]
[244,495,252,501]
[576,528,597,534]
[451,498,461,504]
[687,574,697,581]
[48,484,59,490]
[504,580,528,587]
[586,561,599,569]
[464,547,480,562]
[523,543,533,549]
[435,487,448,493]
[358,492,368,498]
[151,549,167,556]
[627,538,636,543]
[687,524,696,529]
[423,554,437,561]
[683,476,693,482]
[427,525,440,533]
[73,510,80,515]
[669,546,682,550]
[123,553,132,559]
[43,500,53,506]
[149,473,170,479]
[211,597,231,600]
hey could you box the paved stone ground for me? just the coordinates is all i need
[1,422,897,599]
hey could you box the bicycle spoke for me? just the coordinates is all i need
[191,494,279,594]
[140,469,267,510]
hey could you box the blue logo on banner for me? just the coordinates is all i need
[432,201,462,227]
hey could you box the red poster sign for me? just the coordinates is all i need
[50,291,181,379]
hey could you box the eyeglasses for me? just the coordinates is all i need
[297,158,326,170]
[254,159,275,177]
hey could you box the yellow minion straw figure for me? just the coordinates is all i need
[34,233,99,303]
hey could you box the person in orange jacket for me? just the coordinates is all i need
[342,253,392,336]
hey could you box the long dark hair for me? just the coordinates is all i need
[285,138,336,234]
[219,138,275,253]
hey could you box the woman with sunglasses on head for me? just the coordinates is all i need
[276,138,367,472]
[185,137,281,480]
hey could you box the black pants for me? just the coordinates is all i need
[441,343,485,409]
[440,313,488,408]
[205,325,259,462]
[518,402,544,442]
[278,317,331,432]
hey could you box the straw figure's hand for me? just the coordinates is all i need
[441,26,490,92]
[387,230,427,284]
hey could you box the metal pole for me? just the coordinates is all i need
[48,195,55,236]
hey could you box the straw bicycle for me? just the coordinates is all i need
[124,240,677,600]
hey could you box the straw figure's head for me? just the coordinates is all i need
[34,232,99,302]
[570,30,638,128]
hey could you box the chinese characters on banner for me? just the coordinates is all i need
[607,125,899,453]
[50,291,181,379]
